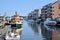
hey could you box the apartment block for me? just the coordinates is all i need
[41,0,60,20]
[28,9,41,20]
[41,3,53,21]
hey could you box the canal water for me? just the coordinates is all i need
[21,20,60,40]
[21,20,44,40]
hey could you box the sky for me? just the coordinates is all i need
[0,0,57,16]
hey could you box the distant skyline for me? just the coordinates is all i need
[0,0,57,16]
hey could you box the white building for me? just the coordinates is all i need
[28,9,41,20]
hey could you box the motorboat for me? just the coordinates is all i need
[54,17,60,25]
[44,18,56,26]
[5,26,22,40]
[5,32,20,40]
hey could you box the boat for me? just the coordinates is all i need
[54,17,60,25]
[5,32,20,40]
[44,18,56,26]
[5,28,22,40]
[27,20,34,22]
[36,19,41,24]
[5,12,22,40]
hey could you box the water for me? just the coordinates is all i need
[21,20,60,40]
[40,23,60,40]
[21,20,43,40]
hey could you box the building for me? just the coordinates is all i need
[28,9,41,20]
[28,13,33,20]
[0,15,5,21]
[52,0,60,18]
[41,3,53,21]
[41,0,60,21]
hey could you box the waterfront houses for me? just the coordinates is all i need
[52,0,60,19]
[27,0,60,22]
[41,3,52,21]
[0,15,5,21]
[28,9,41,20]
[41,0,60,21]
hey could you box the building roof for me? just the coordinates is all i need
[52,1,58,5]
[42,3,53,8]
[49,0,60,6]
[42,0,60,9]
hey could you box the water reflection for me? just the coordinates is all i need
[21,20,60,40]
[21,20,43,40]
[28,22,40,35]
[41,24,60,40]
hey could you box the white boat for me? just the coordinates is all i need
[44,18,56,26]
[27,20,34,22]
[28,20,34,24]
[5,27,22,40]
[6,32,20,40]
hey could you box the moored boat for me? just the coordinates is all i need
[5,12,22,40]
[54,17,60,26]
[44,18,56,26]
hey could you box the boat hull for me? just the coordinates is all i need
[44,21,56,26]
[6,37,20,40]
[5,23,22,40]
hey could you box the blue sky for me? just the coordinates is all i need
[0,0,57,16]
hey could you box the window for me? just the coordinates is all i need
[52,7,54,8]
[50,10,52,12]
[52,14,54,15]
[50,7,52,8]
[52,10,54,12]
[50,13,52,15]
[59,4,60,5]
[59,14,60,16]
[45,11,47,13]
[59,7,60,9]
